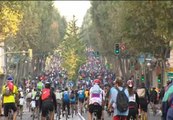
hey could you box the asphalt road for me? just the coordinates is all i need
[0,104,162,120]
[81,105,162,120]
[0,105,82,120]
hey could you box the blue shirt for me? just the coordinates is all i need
[110,86,129,116]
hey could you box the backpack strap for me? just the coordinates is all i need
[115,86,125,92]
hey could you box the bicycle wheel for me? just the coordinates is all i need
[9,110,13,120]
[71,105,74,118]
[20,111,22,120]
[56,104,60,120]
[65,107,68,120]
[32,110,35,120]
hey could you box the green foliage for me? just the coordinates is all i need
[59,16,86,81]
[4,1,67,57]
[82,1,173,59]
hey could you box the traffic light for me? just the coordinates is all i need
[114,43,120,55]
[28,49,33,59]
[158,74,161,83]
[141,74,144,81]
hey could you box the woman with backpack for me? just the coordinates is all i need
[126,80,139,120]
[136,82,150,120]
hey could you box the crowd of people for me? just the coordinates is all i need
[1,49,173,120]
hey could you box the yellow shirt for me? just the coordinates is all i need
[85,90,89,98]
[2,85,18,103]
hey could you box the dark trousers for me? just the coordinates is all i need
[62,101,70,115]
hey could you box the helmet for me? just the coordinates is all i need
[7,76,13,81]
[94,79,101,85]
[18,87,22,92]
[127,80,134,88]
[45,81,51,88]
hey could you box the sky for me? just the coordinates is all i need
[54,1,91,27]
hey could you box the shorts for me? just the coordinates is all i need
[36,100,39,107]
[4,103,17,117]
[88,104,102,119]
[41,101,54,117]
[79,98,84,103]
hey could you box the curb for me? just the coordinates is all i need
[78,112,85,120]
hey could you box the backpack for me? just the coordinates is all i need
[4,82,14,96]
[116,87,129,112]
[137,88,146,98]
[63,91,69,102]
[41,88,51,101]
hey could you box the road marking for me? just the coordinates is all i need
[78,112,85,120]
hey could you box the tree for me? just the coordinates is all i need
[4,1,67,76]
[0,1,23,41]
[59,16,86,81]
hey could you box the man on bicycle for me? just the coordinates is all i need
[88,79,105,120]
[39,81,57,120]
[78,86,85,113]
[55,88,63,119]
[70,90,77,115]
[2,76,18,120]
[62,88,70,116]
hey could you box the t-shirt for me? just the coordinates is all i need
[55,92,63,100]
[89,84,104,105]
[2,85,18,103]
[30,100,36,108]
[19,97,24,105]
[85,90,89,98]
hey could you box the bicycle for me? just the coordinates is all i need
[56,102,61,120]
[31,107,36,120]
[92,109,98,120]
[71,103,76,118]
[8,109,13,120]
[19,106,23,120]
[62,105,68,120]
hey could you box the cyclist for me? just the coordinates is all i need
[34,89,41,118]
[39,81,57,120]
[37,80,44,91]
[62,87,70,116]
[88,79,105,120]
[55,89,63,119]
[78,86,85,113]
[70,90,77,115]
[26,89,32,111]
[17,87,24,116]
[2,76,18,120]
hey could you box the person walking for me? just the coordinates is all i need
[126,80,139,120]
[150,87,158,115]
[108,77,129,120]
[136,82,150,120]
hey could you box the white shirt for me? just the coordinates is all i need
[19,98,24,105]
[129,94,136,102]
[55,92,63,100]
[89,84,104,105]
[30,100,36,108]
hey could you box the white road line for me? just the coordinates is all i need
[78,112,85,120]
